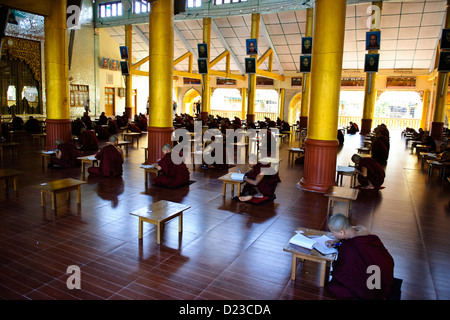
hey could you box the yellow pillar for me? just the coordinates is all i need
[420,90,430,130]
[241,88,247,120]
[44,0,71,149]
[247,13,260,124]
[146,0,174,163]
[200,17,211,122]
[279,88,285,121]
[299,0,346,193]
[361,1,383,135]
[431,0,450,138]
[125,24,133,119]
[299,8,313,129]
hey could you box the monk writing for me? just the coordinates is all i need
[351,154,385,190]
[88,135,124,177]
[153,144,190,188]
[48,139,81,168]
[239,156,281,202]
[325,213,395,300]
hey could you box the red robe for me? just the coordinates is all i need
[357,157,385,189]
[327,235,394,300]
[242,162,281,197]
[51,143,81,168]
[154,152,190,188]
[88,144,123,177]
[79,130,99,150]
[128,123,142,133]
[370,140,388,164]
[108,120,119,134]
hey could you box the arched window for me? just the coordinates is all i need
[375,91,422,119]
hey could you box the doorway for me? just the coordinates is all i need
[105,87,115,116]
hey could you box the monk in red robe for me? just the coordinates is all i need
[370,136,388,164]
[88,135,124,177]
[128,123,142,133]
[239,157,281,201]
[351,154,385,190]
[78,128,99,151]
[153,144,190,188]
[49,139,81,168]
[325,213,394,300]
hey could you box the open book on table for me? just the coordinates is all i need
[140,164,155,169]
[289,232,338,255]
[230,172,245,181]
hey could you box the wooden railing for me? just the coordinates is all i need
[210,110,277,122]
[338,116,421,130]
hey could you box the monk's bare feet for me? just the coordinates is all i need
[239,195,253,202]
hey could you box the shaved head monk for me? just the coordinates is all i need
[351,154,385,190]
[153,144,190,188]
[88,135,124,177]
[325,213,395,300]
[48,139,81,168]
[239,155,281,202]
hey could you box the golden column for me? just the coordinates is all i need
[44,0,70,149]
[279,88,285,120]
[361,1,383,135]
[125,24,133,120]
[201,18,211,123]
[431,0,450,139]
[241,88,247,120]
[299,7,313,129]
[420,90,430,130]
[299,0,346,193]
[247,13,260,124]
[146,0,174,164]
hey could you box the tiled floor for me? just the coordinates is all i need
[0,128,449,301]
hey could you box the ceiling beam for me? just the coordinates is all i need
[211,19,245,75]
[259,15,284,76]
[174,24,198,60]
[132,25,149,47]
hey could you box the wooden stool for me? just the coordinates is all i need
[129,200,190,244]
[287,148,304,163]
[0,168,24,191]
[40,178,86,211]
[218,172,244,197]
[324,186,359,223]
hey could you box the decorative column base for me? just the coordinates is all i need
[298,138,339,193]
[45,119,72,150]
[145,126,174,164]
[246,114,255,124]
[360,118,372,135]
[125,107,133,120]
[299,116,308,129]
[200,111,209,124]
[430,121,443,140]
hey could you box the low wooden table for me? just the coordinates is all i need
[122,132,141,148]
[336,165,357,187]
[0,168,24,191]
[287,147,304,163]
[141,165,159,186]
[39,150,56,168]
[129,200,191,244]
[0,142,20,161]
[415,144,431,155]
[427,160,449,180]
[117,140,132,156]
[40,178,86,211]
[419,152,437,169]
[32,133,46,148]
[324,185,359,221]
[77,155,98,175]
[283,227,337,287]
[218,172,244,197]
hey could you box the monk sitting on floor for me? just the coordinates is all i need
[153,144,190,188]
[325,213,395,300]
[88,135,124,177]
[78,127,99,151]
[351,154,385,190]
[48,139,81,168]
[238,155,281,202]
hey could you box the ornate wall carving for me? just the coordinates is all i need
[1,36,41,83]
